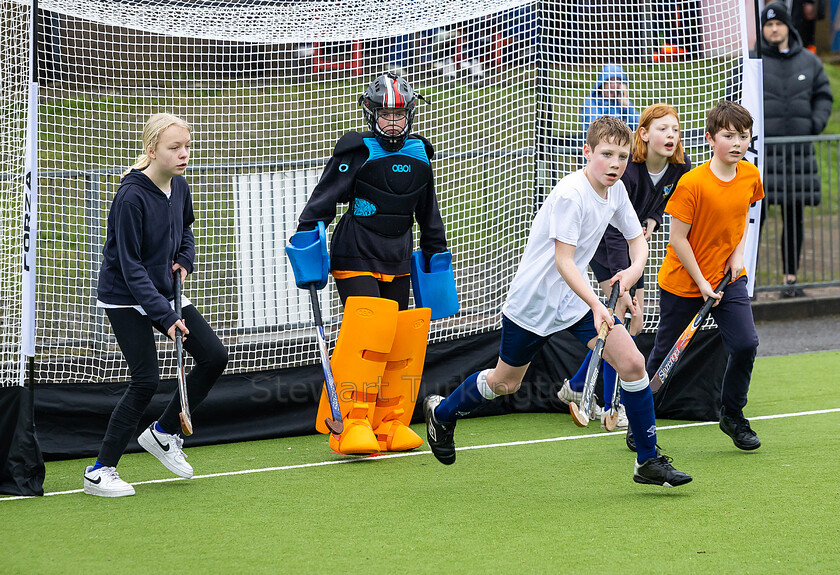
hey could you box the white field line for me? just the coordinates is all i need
[2,407,838,502]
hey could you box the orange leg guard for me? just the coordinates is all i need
[369,307,431,452]
[315,297,398,454]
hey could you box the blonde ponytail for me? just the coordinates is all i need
[122,153,152,177]
[123,113,191,177]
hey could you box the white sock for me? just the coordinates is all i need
[476,369,498,400]
[620,373,650,392]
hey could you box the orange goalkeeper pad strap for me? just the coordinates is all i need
[315,296,398,434]
[331,270,409,282]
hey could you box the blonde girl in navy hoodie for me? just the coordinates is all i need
[84,113,228,497]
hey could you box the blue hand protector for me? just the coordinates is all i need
[410,250,459,320]
[285,221,330,290]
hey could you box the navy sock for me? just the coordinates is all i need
[568,350,592,392]
[154,421,168,435]
[435,372,487,424]
[602,362,618,407]
[622,385,658,463]
[90,460,105,471]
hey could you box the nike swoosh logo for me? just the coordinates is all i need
[85,475,101,484]
[152,429,170,452]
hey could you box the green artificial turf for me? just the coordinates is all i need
[2,351,839,574]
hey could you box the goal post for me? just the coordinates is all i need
[1,0,748,392]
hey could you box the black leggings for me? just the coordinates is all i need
[334,275,411,310]
[97,305,228,467]
[780,201,804,277]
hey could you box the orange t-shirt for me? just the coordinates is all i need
[658,160,764,297]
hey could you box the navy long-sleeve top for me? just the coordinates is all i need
[97,169,195,331]
[593,155,692,275]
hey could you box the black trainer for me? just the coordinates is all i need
[780,279,806,298]
[625,427,636,452]
[633,452,692,487]
[423,394,456,465]
[719,410,761,450]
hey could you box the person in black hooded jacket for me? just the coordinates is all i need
[84,113,228,497]
[758,2,833,297]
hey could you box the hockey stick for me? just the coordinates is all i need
[570,284,620,427]
[604,291,635,431]
[650,270,732,393]
[603,371,622,431]
[308,284,344,435]
[173,271,193,436]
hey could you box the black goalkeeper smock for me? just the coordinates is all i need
[297,131,447,275]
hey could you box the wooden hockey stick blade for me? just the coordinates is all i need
[650,373,664,393]
[325,417,343,435]
[179,412,193,436]
[603,411,618,431]
[569,402,590,427]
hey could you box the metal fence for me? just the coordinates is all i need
[756,134,840,293]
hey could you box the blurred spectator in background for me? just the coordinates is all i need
[789,0,826,53]
[580,63,640,137]
[758,2,833,297]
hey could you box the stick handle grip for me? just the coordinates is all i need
[308,284,323,327]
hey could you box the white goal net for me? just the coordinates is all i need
[1,0,745,386]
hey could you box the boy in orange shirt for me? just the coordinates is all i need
[645,100,764,451]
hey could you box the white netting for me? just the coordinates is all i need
[1,0,744,386]
[1,1,30,386]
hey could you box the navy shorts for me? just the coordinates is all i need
[500,313,600,367]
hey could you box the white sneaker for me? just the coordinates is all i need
[556,379,582,406]
[468,60,484,79]
[83,466,135,497]
[601,404,629,431]
[138,422,193,479]
[590,401,605,421]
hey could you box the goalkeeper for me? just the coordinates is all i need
[292,72,451,454]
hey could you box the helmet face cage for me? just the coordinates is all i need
[360,72,418,152]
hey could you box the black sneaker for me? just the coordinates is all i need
[423,395,456,465]
[625,427,636,452]
[719,410,761,450]
[780,280,806,298]
[633,452,693,487]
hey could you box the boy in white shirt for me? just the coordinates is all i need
[423,116,691,487]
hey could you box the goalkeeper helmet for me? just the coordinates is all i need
[359,72,423,152]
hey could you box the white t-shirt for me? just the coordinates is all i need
[648,166,666,186]
[501,168,643,336]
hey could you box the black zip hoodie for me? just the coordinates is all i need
[97,168,195,331]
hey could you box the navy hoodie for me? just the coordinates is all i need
[97,169,195,331]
